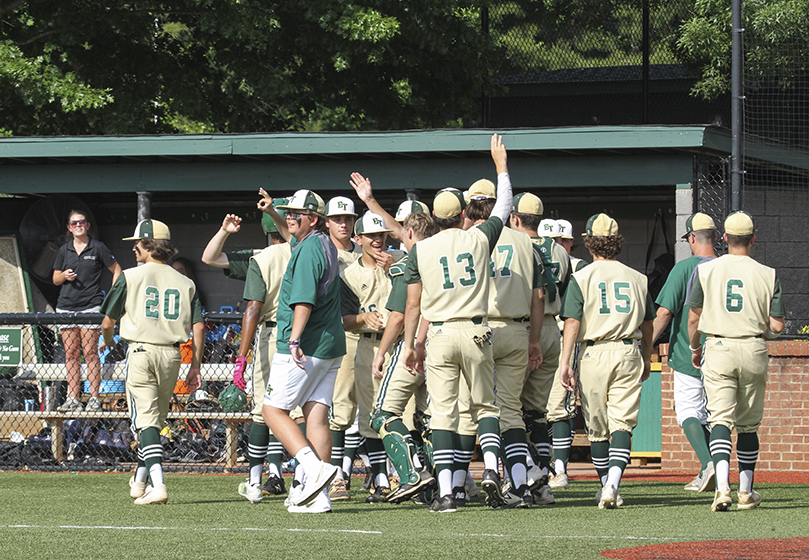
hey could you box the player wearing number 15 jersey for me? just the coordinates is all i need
[559,214,654,510]
[101,219,204,506]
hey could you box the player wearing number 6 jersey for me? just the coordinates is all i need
[687,211,784,512]
[403,133,513,513]
[559,214,654,509]
[101,219,203,505]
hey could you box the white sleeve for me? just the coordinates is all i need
[490,172,513,224]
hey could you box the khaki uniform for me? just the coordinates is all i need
[689,254,782,432]
[329,244,363,432]
[562,260,654,441]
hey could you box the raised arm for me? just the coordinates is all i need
[257,188,291,242]
[349,172,406,242]
[201,214,242,268]
[489,134,513,224]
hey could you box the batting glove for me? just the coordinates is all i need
[233,356,248,390]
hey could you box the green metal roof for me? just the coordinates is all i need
[0,125,755,194]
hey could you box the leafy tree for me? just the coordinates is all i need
[0,1,496,135]
[676,0,809,100]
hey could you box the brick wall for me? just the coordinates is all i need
[660,341,809,472]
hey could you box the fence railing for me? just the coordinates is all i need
[0,312,259,473]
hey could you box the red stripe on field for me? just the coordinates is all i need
[602,537,809,560]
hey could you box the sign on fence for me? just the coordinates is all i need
[0,328,22,366]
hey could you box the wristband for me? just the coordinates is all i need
[288,339,300,347]
[689,345,701,352]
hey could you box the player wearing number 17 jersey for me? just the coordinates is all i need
[559,214,654,509]
[101,219,203,505]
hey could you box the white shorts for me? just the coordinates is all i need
[57,305,102,330]
[264,353,341,411]
[672,369,709,427]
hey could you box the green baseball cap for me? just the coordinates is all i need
[355,212,392,236]
[123,219,171,241]
[724,210,755,236]
[394,200,429,222]
[682,212,716,239]
[512,192,544,216]
[261,198,288,234]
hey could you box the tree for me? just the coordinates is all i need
[676,0,809,100]
[0,1,497,135]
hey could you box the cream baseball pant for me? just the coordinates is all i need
[521,315,562,418]
[329,331,360,431]
[374,339,429,430]
[546,340,578,423]
[250,322,277,423]
[490,318,530,432]
[354,333,392,438]
[125,342,181,432]
[425,319,498,433]
[577,339,643,442]
[701,336,768,433]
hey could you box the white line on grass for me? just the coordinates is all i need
[3,525,678,540]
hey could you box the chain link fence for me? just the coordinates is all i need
[0,313,262,473]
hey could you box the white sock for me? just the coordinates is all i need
[438,469,453,497]
[294,463,305,485]
[135,466,148,484]
[554,459,566,474]
[374,473,390,488]
[606,465,622,491]
[268,463,281,477]
[249,463,264,485]
[739,470,754,494]
[148,463,163,487]
[716,459,731,492]
[359,453,371,468]
[483,450,499,472]
[600,474,608,487]
[526,453,536,468]
[452,469,467,489]
[511,463,527,488]
[413,452,423,470]
[342,456,352,475]
[295,447,321,473]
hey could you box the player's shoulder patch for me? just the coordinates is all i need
[389,255,409,277]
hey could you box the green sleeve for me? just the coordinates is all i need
[644,292,656,321]
[575,260,588,272]
[770,278,785,317]
[100,274,127,321]
[242,259,267,302]
[686,274,704,309]
[532,256,543,289]
[340,277,360,316]
[386,275,407,313]
[560,276,583,321]
[191,291,204,324]
[477,216,504,253]
[404,244,421,284]
[223,250,254,281]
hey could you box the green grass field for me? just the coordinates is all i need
[1,472,808,560]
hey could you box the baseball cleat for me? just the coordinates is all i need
[533,483,556,505]
[526,465,547,490]
[548,472,569,490]
[129,476,147,499]
[365,485,390,503]
[134,484,168,505]
[595,487,625,507]
[284,480,302,507]
[386,470,435,504]
[294,462,339,507]
[429,494,457,513]
[737,490,762,510]
[288,489,332,514]
[262,474,287,496]
[481,469,506,508]
[328,478,351,501]
[699,462,716,492]
[711,488,733,512]
[238,480,264,503]
[598,484,618,509]
[452,486,467,507]
[464,472,481,498]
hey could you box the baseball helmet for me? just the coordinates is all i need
[219,384,249,412]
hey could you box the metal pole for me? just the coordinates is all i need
[730,0,743,211]
[642,0,650,124]
[137,191,152,222]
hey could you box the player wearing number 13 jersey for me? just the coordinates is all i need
[559,213,654,510]
[101,219,204,505]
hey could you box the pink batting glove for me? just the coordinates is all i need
[233,356,248,390]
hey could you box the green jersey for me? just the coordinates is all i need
[224,249,259,281]
[386,255,409,314]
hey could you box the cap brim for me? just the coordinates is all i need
[122,235,140,241]
[327,212,358,217]
[681,231,691,239]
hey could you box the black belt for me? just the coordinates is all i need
[431,317,484,327]
[362,332,384,341]
[512,317,530,323]
[585,339,634,347]
[265,321,276,328]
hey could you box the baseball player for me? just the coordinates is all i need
[403,133,513,513]
[370,211,437,504]
[652,212,718,493]
[687,211,784,512]
[462,195,544,508]
[508,194,570,498]
[339,211,405,503]
[320,196,364,499]
[545,218,587,489]
[559,213,655,509]
[100,219,203,505]
[262,189,346,514]
[201,213,256,280]
[232,209,293,503]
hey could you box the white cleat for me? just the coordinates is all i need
[238,479,264,503]
[288,489,332,513]
[129,475,147,499]
[293,463,339,507]
[548,472,569,490]
[134,484,168,505]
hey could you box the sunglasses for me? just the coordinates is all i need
[69,219,88,227]
[285,211,311,220]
